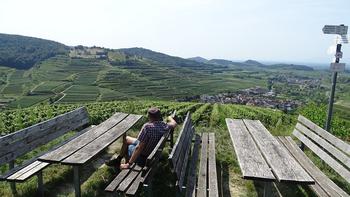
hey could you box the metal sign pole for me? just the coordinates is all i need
[325,44,342,132]
[322,24,348,132]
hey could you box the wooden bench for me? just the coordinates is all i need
[169,112,219,197]
[105,112,219,196]
[277,115,350,197]
[104,111,177,196]
[0,107,90,196]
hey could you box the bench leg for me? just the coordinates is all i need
[9,161,17,195]
[37,171,44,197]
[74,166,81,197]
[263,182,272,197]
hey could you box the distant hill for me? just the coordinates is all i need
[208,59,247,67]
[244,59,266,67]
[0,33,69,69]
[268,63,314,71]
[188,56,208,63]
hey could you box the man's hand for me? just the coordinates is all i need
[120,163,130,169]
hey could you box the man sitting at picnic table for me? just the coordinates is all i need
[106,107,177,169]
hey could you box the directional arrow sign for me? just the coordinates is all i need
[323,25,348,35]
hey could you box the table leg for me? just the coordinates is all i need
[37,171,44,197]
[74,166,81,197]
[9,161,17,195]
[263,182,272,197]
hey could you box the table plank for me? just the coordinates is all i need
[62,114,142,165]
[243,119,314,183]
[39,113,128,162]
[225,119,275,181]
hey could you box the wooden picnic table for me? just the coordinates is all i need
[225,119,315,197]
[38,112,142,197]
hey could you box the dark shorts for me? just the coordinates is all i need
[128,140,146,167]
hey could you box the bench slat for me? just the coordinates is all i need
[185,134,201,197]
[296,123,350,167]
[244,119,314,183]
[6,161,42,180]
[39,113,128,163]
[208,133,219,197]
[62,114,142,165]
[197,133,208,197]
[225,119,275,180]
[125,170,143,195]
[8,162,49,182]
[175,126,194,188]
[117,165,143,192]
[0,107,89,164]
[277,136,348,197]
[298,115,350,155]
[105,168,130,192]
[169,112,191,167]
[0,107,87,147]
[293,129,350,183]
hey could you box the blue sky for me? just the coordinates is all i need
[0,0,349,64]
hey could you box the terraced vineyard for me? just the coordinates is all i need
[2,100,348,197]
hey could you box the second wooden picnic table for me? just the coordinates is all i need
[38,112,142,197]
[225,118,315,197]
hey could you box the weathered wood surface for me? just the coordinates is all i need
[0,125,93,182]
[298,115,350,155]
[105,168,130,192]
[62,114,142,165]
[225,118,275,180]
[197,133,208,197]
[7,161,49,182]
[0,107,89,164]
[185,135,201,197]
[293,129,350,183]
[296,123,350,167]
[208,133,219,197]
[176,126,194,190]
[125,171,143,195]
[39,113,128,163]
[244,119,314,183]
[117,165,143,192]
[169,112,191,167]
[277,136,349,197]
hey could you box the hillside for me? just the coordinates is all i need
[0,33,69,69]
[0,34,346,111]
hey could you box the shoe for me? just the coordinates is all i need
[105,157,121,167]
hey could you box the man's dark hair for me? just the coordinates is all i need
[148,107,161,121]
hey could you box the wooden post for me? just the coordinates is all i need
[74,166,81,197]
[263,182,272,197]
[9,161,16,195]
[37,171,44,197]
[170,130,174,148]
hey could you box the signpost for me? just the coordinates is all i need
[323,24,348,132]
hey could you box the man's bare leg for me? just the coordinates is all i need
[106,136,137,166]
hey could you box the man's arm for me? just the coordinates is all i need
[167,116,177,128]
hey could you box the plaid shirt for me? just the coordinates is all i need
[138,121,171,157]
